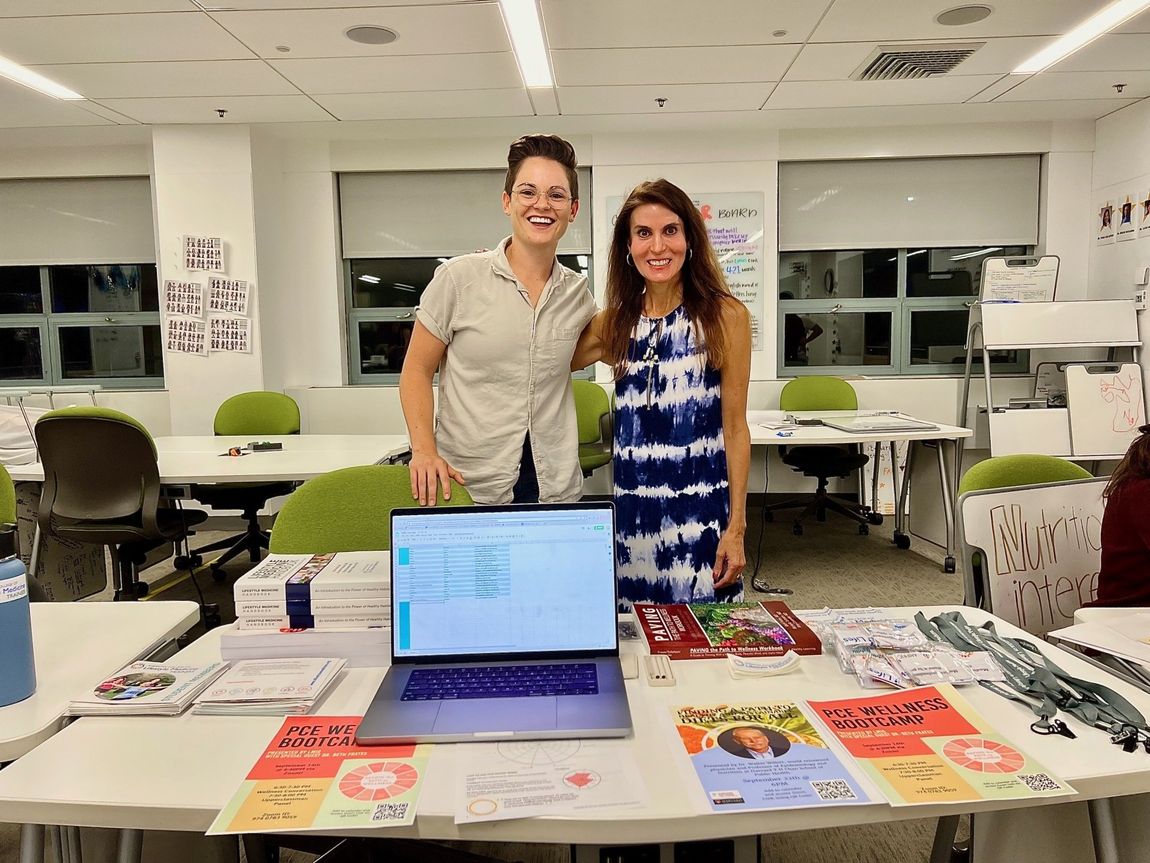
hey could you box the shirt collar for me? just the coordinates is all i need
[491,236,563,288]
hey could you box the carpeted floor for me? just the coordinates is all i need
[0,505,968,863]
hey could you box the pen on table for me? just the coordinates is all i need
[776,431,794,438]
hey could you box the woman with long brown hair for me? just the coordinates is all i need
[572,179,751,608]
[1089,425,1150,606]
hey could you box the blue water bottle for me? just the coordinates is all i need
[0,526,36,707]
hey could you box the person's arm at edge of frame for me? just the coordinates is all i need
[399,321,465,506]
[713,299,753,588]
[571,309,607,370]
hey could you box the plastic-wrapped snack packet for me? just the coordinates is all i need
[853,653,910,689]
[832,625,875,673]
[864,621,930,650]
[954,650,1006,682]
[887,650,976,686]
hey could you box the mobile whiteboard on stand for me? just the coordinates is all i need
[980,255,1060,302]
[1066,363,1145,458]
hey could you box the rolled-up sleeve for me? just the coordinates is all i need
[415,264,457,345]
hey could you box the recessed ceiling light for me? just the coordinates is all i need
[0,53,83,100]
[1014,0,1150,74]
[772,29,788,37]
[345,26,399,46]
[936,5,993,26]
[275,45,291,53]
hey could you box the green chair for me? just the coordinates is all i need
[33,407,207,601]
[0,463,43,601]
[573,380,612,478]
[765,377,877,536]
[192,391,301,580]
[269,465,472,554]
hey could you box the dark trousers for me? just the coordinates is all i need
[511,433,540,503]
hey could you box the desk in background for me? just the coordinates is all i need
[748,411,973,572]
[0,606,1144,863]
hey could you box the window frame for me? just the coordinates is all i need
[778,248,1031,378]
[0,264,164,389]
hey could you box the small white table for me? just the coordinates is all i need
[0,606,1145,863]
[748,411,973,572]
[0,600,200,863]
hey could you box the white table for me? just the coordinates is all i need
[0,606,1144,863]
[6,434,412,486]
[0,601,200,863]
[748,411,973,572]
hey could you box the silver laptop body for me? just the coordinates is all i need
[356,502,632,744]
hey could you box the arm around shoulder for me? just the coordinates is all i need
[571,309,608,371]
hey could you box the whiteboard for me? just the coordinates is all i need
[958,478,1105,636]
[1066,363,1145,457]
[980,255,1059,302]
[979,299,1139,349]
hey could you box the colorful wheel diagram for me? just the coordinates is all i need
[942,738,1025,773]
[339,761,420,801]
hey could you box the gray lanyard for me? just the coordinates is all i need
[915,611,1150,752]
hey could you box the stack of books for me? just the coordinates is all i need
[219,626,390,667]
[232,552,390,631]
[68,661,228,716]
[192,657,346,716]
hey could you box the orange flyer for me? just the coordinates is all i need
[807,684,1074,806]
[208,716,429,834]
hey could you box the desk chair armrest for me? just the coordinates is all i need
[599,410,614,454]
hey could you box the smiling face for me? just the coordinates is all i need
[731,728,771,753]
[628,202,688,291]
[502,156,578,251]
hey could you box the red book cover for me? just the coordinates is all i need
[634,601,822,660]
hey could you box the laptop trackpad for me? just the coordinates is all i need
[434,697,557,734]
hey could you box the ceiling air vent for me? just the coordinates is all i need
[853,43,983,81]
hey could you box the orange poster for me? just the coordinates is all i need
[807,684,1074,806]
[209,716,429,834]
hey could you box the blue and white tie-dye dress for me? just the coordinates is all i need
[613,305,743,609]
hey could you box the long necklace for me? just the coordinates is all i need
[640,292,681,409]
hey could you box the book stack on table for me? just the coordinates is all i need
[192,657,347,716]
[223,552,391,667]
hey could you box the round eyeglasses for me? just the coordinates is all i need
[513,186,573,208]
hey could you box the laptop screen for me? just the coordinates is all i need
[390,503,617,661]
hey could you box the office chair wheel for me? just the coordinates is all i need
[174,553,202,570]
[134,581,149,597]
[210,564,228,583]
[867,512,884,525]
[791,522,803,536]
[858,524,869,536]
[201,603,223,631]
[893,531,911,550]
[944,556,957,574]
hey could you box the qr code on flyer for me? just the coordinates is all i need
[810,780,857,801]
[371,802,409,822]
[1018,773,1062,792]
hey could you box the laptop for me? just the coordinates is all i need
[356,501,632,744]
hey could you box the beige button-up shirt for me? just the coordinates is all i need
[415,238,596,505]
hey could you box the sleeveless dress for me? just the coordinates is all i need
[613,305,743,610]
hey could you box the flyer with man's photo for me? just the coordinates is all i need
[671,702,874,813]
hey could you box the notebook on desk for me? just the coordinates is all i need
[356,502,632,745]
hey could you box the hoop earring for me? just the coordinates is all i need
[687,247,693,260]
[625,253,633,267]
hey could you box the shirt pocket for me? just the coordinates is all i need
[547,325,580,373]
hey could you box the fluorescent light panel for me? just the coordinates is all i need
[499,0,553,88]
[1013,0,1150,74]
[0,54,83,100]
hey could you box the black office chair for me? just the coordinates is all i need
[34,407,208,602]
[764,377,881,536]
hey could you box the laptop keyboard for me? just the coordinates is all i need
[401,663,599,701]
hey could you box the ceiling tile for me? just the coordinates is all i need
[200,0,475,7]
[1116,7,1150,33]
[766,76,1002,110]
[785,37,1049,81]
[811,0,1113,42]
[29,60,298,99]
[0,78,112,127]
[1049,34,1150,72]
[211,5,508,58]
[560,83,773,115]
[997,70,1150,102]
[553,45,799,87]
[0,12,253,64]
[542,0,829,49]
[0,1,193,14]
[313,88,532,121]
[764,98,1136,128]
[95,94,332,123]
[269,53,520,94]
